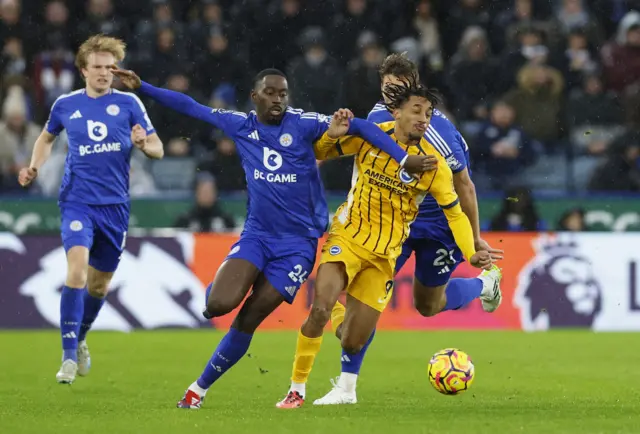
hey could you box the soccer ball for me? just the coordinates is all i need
[427,348,475,395]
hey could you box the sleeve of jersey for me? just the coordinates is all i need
[313,132,362,160]
[426,122,467,174]
[348,118,407,164]
[45,101,64,136]
[430,167,476,261]
[139,81,240,134]
[129,95,156,135]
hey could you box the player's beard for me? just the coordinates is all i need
[407,132,423,143]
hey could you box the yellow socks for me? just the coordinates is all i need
[291,329,323,384]
[331,301,346,334]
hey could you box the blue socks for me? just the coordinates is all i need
[78,291,106,342]
[197,328,253,389]
[443,278,483,311]
[60,286,84,362]
[341,329,375,375]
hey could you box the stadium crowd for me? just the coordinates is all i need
[1,0,640,198]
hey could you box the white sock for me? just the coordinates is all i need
[189,381,208,397]
[290,381,306,398]
[337,372,358,393]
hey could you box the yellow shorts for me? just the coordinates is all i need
[320,231,395,312]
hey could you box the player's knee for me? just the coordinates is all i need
[87,283,108,298]
[341,335,365,355]
[308,304,332,327]
[66,266,88,288]
[206,298,237,318]
[414,301,441,317]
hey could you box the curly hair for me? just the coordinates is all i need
[382,73,440,111]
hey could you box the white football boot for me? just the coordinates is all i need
[56,359,78,384]
[77,341,91,377]
[313,376,357,405]
[478,265,503,313]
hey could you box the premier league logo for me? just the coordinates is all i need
[514,235,602,330]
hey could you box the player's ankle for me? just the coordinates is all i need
[290,381,306,398]
[338,372,358,393]
[190,381,208,397]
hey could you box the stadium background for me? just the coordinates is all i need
[1,0,640,332]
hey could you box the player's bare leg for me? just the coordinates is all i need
[76,266,114,377]
[314,294,379,405]
[413,282,447,317]
[178,275,285,409]
[276,262,347,409]
[57,246,89,384]
[203,258,260,318]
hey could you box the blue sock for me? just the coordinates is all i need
[196,328,253,389]
[341,329,375,375]
[443,278,483,311]
[78,291,106,342]
[60,286,85,362]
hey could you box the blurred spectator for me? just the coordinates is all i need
[548,0,604,48]
[135,27,184,85]
[134,0,184,60]
[601,11,640,94]
[447,26,498,121]
[557,208,587,231]
[414,0,443,72]
[166,137,191,158]
[75,0,129,47]
[503,64,565,145]
[344,31,384,118]
[499,26,550,94]
[174,173,237,232]
[1,37,27,80]
[552,29,598,91]
[0,86,41,191]
[0,0,24,45]
[32,46,75,113]
[41,0,73,51]
[288,27,343,113]
[589,131,640,192]
[188,0,226,58]
[208,133,246,192]
[195,29,247,97]
[489,187,543,231]
[445,0,491,57]
[473,101,538,188]
[567,73,624,155]
[492,0,538,53]
[331,0,380,64]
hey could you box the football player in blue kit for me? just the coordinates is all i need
[18,35,164,385]
[313,53,505,406]
[110,65,433,409]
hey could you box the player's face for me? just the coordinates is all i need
[251,75,289,124]
[394,96,433,142]
[83,52,115,94]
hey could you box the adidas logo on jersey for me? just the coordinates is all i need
[69,110,82,120]
[248,130,260,141]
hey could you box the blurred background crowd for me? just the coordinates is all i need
[1,0,640,232]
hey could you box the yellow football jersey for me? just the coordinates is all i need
[314,121,476,261]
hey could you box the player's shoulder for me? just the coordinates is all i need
[50,89,85,111]
[111,88,148,110]
[377,120,395,132]
[285,107,330,123]
[367,102,392,123]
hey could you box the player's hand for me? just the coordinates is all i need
[18,167,37,187]
[475,238,504,262]
[403,154,437,175]
[327,108,354,139]
[470,250,493,270]
[110,65,142,89]
[131,124,147,149]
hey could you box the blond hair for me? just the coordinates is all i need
[75,34,126,71]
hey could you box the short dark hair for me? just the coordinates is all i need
[382,73,439,111]
[252,68,287,88]
[378,52,419,80]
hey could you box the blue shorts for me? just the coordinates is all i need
[59,202,129,273]
[395,237,463,287]
[226,233,318,304]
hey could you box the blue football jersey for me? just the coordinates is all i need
[180,106,331,238]
[46,89,155,205]
[368,102,471,245]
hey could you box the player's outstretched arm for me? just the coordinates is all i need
[18,130,56,187]
[111,66,235,131]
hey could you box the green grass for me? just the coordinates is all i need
[0,330,638,433]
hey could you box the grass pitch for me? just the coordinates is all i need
[0,330,637,434]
